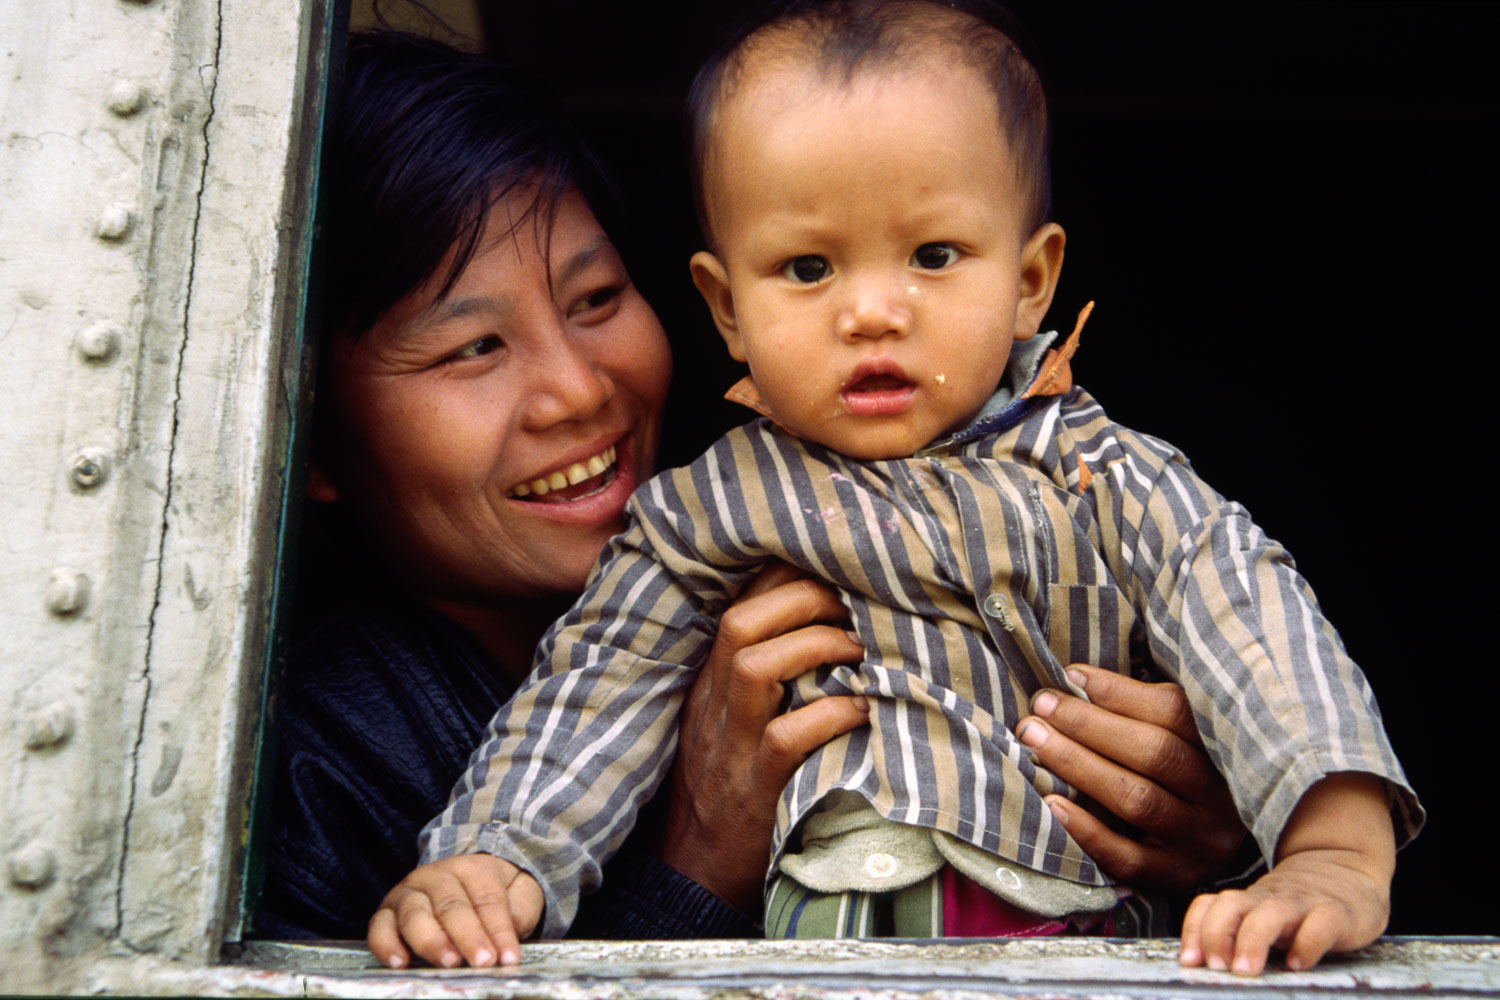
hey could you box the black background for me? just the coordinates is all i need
[471,0,1497,934]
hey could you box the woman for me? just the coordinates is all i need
[258,32,1247,957]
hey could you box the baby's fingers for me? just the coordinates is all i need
[1182,889,1258,973]
[1283,904,1346,972]
[1225,898,1302,976]
[389,889,466,968]
[469,885,522,966]
[366,905,412,970]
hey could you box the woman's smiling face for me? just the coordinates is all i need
[313,188,672,604]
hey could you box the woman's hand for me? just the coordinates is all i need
[657,562,869,912]
[1015,664,1248,893]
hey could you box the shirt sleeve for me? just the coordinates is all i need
[419,479,754,939]
[1085,423,1424,865]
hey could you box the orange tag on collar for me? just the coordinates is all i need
[1020,300,1093,401]
[725,375,775,418]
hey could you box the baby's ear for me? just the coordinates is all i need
[689,251,746,361]
[1013,222,1066,341]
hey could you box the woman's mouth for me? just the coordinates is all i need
[841,371,916,417]
[508,444,618,501]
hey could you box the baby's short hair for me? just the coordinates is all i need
[687,0,1051,247]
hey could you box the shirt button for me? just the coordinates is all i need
[982,594,1015,631]
[864,852,899,879]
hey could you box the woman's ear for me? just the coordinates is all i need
[1013,222,1066,341]
[305,458,339,503]
[689,251,746,361]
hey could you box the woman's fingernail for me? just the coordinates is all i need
[1233,955,1254,975]
[440,951,461,968]
[1179,946,1199,965]
[1046,799,1069,827]
[1065,667,1087,689]
[501,948,520,966]
[846,630,862,643]
[1018,720,1048,747]
[1032,690,1059,716]
[475,948,495,966]
[852,695,870,711]
[388,954,407,970]
[1207,954,1229,972]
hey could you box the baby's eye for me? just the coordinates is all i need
[910,243,960,270]
[451,335,503,361]
[782,255,831,284]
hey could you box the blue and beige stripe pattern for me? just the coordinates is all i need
[422,380,1421,939]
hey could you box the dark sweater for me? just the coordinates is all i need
[254,593,758,941]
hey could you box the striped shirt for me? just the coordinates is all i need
[421,335,1421,938]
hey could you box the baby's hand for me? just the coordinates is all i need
[1178,846,1390,976]
[367,853,543,969]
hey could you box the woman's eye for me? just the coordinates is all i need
[782,255,831,284]
[568,284,624,317]
[451,336,502,361]
[910,243,960,270]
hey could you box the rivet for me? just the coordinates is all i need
[44,569,89,616]
[7,844,57,890]
[106,81,146,117]
[71,450,109,489]
[76,323,120,363]
[95,205,134,242]
[24,703,74,750]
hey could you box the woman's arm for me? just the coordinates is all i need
[657,562,869,913]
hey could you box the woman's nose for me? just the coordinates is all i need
[520,332,615,431]
[836,273,912,342]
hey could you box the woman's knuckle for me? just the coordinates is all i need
[761,716,802,760]
[716,605,753,648]
[1116,776,1161,825]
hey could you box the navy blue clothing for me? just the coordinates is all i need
[255,594,758,941]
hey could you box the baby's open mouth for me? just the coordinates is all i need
[509,444,618,501]
[845,373,913,393]
[841,369,917,417]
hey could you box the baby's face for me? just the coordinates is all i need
[692,55,1056,460]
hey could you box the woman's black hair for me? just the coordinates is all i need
[324,31,620,338]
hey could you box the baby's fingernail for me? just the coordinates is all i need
[1046,799,1069,827]
[1032,691,1059,716]
[475,948,495,966]
[440,951,461,968]
[1065,667,1087,689]
[1207,955,1228,972]
[852,695,870,711]
[846,630,862,644]
[501,948,520,966]
[1018,720,1048,748]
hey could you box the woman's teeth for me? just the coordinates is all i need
[510,444,618,498]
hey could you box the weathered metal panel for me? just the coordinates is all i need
[92,938,1500,998]
[0,0,322,989]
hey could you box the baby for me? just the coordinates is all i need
[374,0,1420,975]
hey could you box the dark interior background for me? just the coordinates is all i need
[467,0,1496,934]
